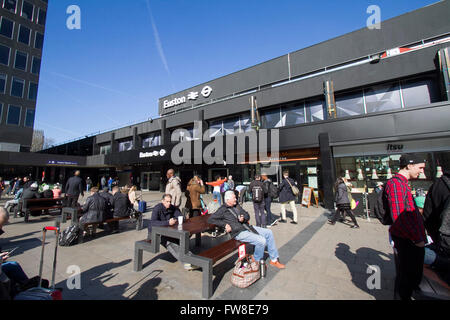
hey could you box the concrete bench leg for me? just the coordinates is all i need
[134,245,144,272]
[202,260,213,299]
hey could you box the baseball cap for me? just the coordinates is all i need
[399,154,427,167]
[30,182,38,189]
[414,196,425,209]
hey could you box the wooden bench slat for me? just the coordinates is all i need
[198,239,242,264]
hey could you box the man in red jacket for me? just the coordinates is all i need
[385,153,427,300]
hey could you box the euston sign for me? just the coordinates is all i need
[139,149,167,159]
[163,86,213,109]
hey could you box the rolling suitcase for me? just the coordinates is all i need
[14,226,63,300]
[138,200,147,213]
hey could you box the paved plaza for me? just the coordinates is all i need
[0,192,396,300]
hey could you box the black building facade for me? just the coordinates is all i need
[1,1,450,210]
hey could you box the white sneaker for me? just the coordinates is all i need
[183,263,200,271]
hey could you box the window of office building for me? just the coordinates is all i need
[7,105,21,125]
[208,120,223,138]
[223,117,240,135]
[401,77,440,108]
[14,51,27,71]
[18,25,31,45]
[364,82,402,113]
[238,114,253,133]
[306,99,326,122]
[282,103,306,126]
[0,73,6,94]
[21,1,34,21]
[118,140,133,152]
[335,90,365,117]
[24,108,34,127]
[31,56,41,74]
[3,0,17,13]
[0,17,14,39]
[100,144,111,155]
[0,45,10,65]
[34,32,44,49]
[37,8,46,25]
[142,133,161,148]
[28,82,38,100]
[261,107,282,128]
[11,77,24,97]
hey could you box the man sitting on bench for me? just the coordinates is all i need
[208,191,286,269]
[149,194,198,270]
[79,187,106,234]
[110,186,131,234]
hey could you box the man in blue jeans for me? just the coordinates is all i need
[208,191,285,269]
[0,208,29,284]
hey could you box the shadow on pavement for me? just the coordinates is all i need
[127,270,162,300]
[335,243,395,300]
[56,259,132,300]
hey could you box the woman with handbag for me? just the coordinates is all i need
[278,171,299,224]
[328,177,359,228]
[186,176,205,219]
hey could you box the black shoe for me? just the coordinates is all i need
[328,220,336,225]
[351,225,360,229]
[290,221,298,224]
[110,229,120,234]
[279,219,287,223]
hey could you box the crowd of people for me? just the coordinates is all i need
[1,155,449,299]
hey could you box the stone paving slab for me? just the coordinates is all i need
[0,191,396,300]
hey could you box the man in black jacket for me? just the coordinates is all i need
[79,187,106,232]
[262,174,277,227]
[22,183,41,200]
[109,186,131,233]
[148,194,197,270]
[208,191,286,269]
[65,171,84,208]
[249,175,266,228]
[99,187,114,220]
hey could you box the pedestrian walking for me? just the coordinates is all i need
[278,171,299,224]
[165,169,182,208]
[328,177,359,228]
[249,175,266,227]
[65,171,84,207]
[262,174,278,227]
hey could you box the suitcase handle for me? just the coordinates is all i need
[43,226,58,232]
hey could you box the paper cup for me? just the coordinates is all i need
[178,216,183,225]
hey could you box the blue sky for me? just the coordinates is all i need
[35,0,437,145]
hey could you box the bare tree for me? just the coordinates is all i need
[31,129,44,152]
[43,137,56,150]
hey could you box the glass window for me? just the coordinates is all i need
[0,45,10,65]
[306,100,325,122]
[401,78,441,108]
[14,51,27,71]
[21,1,34,21]
[282,103,305,126]
[100,144,111,155]
[365,82,402,113]
[31,57,41,74]
[3,0,17,13]
[0,73,6,93]
[18,25,31,45]
[261,107,282,128]
[28,82,38,100]
[24,108,34,127]
[142,133,161,148]
[118,140,133,152]
[335,90,365,117]
[34,32,44,49]
[37,8,46,25]
[208,120,223,138]
[223,117,240,135]
[11,77,24,98]
[0,103,2,123]
[7,105,21,125]
[0,17,14,39]
[238,114,253,133]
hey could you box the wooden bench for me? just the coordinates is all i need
[419,265,450,300]
[15,197,64,222]
[78,213,143,243]
[133,234,245,299]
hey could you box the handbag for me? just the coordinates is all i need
[286,178,300,196]
[230,254,260,288]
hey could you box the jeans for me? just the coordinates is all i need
[1,261,28,283]
[4,199,18,211]
[264,197,275,223]
[253,202,266,227]
[280,200,298,222]
[213,192,221,205]
[235,226,279,262]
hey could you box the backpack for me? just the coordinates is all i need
[267,181,279,199]
[374,176,404,226]
[223,182,230,192]
[59,224,80,246]
[252,185,264,203]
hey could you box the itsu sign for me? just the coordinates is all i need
[163,86,213,109]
